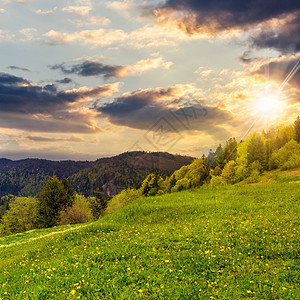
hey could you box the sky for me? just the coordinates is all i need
[0,0,299,161]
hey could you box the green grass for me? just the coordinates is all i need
[0,177,299,299]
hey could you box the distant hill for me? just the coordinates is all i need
[0,152,194,197]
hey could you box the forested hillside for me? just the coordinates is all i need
[0,152,194,198]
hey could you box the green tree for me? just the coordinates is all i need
[0,197,38,236]
[140,173,163,197]
[295,115,300,143]
[215,144,225,166]
[210,166,222,176]
[169,175,177,191]
[89,188,108,220]
[141,174,153,196]
[247,133,267,168]
[223,137,238,162]
[37,175,75,228]
[221,161,237,184]
[270,139,300,170]
[186,159,210,187]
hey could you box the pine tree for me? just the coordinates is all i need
[247,133,267,169]
[169,175,177,190]
[37,175,75,228]
[89,188,108,220]
[215,144,225,166]
[223,137,238,162]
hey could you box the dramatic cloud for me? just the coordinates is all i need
[51,60,126,79]
[0,72,119,133]
[0,72,30,85]
[249,12,300,54]
[98,85,235,139]
[153,0,300,36]
[51,57,172,79]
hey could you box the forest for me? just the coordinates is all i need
[0,116,299,237]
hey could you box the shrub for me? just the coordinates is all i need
[106,188,142,215]
[210,176,227,186]
[58,206,89,225]
[172,178,190,192]
[247,170,260,183]
[58,194,92,225]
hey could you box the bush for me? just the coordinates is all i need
[58,194,92,225]
[58,206,89,225]
[281,153,300,170]
[210,176,227,186]
[172,178,190,192]
[247,170,260,183]
[106,188,142,215]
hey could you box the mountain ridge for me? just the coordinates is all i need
[0,151,195,197]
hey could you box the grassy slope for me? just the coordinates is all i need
[0,172,299,299]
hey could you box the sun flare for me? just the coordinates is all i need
[253,92,282,117]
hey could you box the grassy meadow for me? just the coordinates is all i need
[0,171,299,299]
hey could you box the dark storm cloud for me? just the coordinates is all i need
[56,77,73,84]
[153,0,300,54]
[98,87,235,139]
[0,72,117,133]
[155,0,300,33]
[0,72,30,85]
[249,12,300,54]
[7,66,31,72]
[51,60,126,79]
[0,72,113,115]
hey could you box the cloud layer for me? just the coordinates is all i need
[51,57,172,79]
[51,60,126,79]
[0,72,119,133]
[99,85,235,139]
[154,0,300,33]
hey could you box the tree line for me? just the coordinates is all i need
[0,175,108,236]
[1,116,299,236]
[110,116,300,206]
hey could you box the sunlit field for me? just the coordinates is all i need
[0,173,299,299]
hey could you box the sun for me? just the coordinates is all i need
[253,92,282,117]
